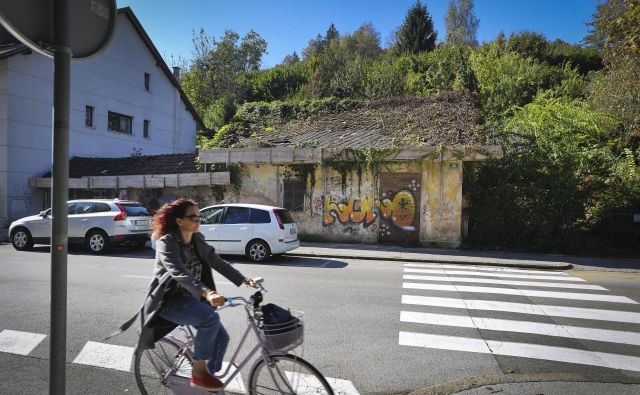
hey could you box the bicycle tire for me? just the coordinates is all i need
[134,338,193,395]
[248,353,334,395]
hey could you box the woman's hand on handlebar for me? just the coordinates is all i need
[244,277,261,288]
[204,290,226,308]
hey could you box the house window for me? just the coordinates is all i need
[85,106,94,127]
[283,178,306,212]
[143,120,150,138]
[144,73,150,91]
[108,111,133,134]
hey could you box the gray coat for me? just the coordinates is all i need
[109,230,246,350]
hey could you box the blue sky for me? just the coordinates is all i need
[117,0,599,69]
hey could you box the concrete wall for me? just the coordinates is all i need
[60,159,465,248]
[219,161,464,248]
[0,13,198,227]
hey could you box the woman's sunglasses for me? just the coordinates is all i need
[183,215,202,222]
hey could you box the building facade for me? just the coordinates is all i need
[0,8,202,228]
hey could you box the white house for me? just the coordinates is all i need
[0,8,204,229]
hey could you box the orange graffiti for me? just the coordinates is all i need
[325,196,378,227]
[378,190,416,229]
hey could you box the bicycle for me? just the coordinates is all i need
[133,278,335,394]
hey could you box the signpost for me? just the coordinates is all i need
[0,1,116,393]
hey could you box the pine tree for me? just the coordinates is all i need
[396,1,437,54]
[325,23,340,44]
[444,0,479,46]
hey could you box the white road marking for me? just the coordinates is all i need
[404,263,569,276]
[0,330,46,355]
[399,331,640,372]
[285,372,360,395]
[401,295,640,324]
[400,311,640,346]
[404,268,586,282]
[217,361,246,394]
[72,341,134,372]
[403,282,638,304]
[402,274,605,290]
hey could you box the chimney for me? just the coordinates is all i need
[172,66,181,81]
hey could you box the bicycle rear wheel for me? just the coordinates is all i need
[134,338,193,395]
[248,354,334,395]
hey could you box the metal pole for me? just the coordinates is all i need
[50,0,70,393]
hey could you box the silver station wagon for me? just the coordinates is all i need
[9,199,152,254]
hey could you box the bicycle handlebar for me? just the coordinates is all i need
[219,277,267,310]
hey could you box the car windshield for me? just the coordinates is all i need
[121,204,152,217]
[274,209,294,224]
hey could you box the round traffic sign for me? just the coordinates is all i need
[0,0,116,59]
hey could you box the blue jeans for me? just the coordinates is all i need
[158,293,229,374]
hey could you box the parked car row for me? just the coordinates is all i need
[8,200,299,262]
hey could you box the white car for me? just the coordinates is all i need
[199,203,300,263]
[9,199,152,254]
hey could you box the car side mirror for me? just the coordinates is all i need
[39,211,48,217]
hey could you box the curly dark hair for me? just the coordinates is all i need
[151,198,197,240]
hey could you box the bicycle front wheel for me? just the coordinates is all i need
[248,354,334,395]
[134,338,193,395]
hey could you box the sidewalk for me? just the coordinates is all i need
[289,242,640,270]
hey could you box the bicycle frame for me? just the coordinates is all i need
[157,299,295,394]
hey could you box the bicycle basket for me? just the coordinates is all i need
[259,303,304,352]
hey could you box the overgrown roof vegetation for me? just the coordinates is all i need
[184,0,639,255]
[231,92,481,149]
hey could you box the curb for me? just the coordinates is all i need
[286,251,572,270]
[407,372,640,395]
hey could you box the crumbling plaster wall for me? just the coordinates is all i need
[225,160,463,248]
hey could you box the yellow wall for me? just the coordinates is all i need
[420,161,463,248]
[218,160,463,248]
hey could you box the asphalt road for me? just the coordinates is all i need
[1,243,640,395]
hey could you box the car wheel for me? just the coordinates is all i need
[11,227,34,251]
[246,239,271,263]
[85,230,111,255]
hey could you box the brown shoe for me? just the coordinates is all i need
[190,372,225,391]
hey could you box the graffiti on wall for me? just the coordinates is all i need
[378,175,421,244]
[378,189,417,231]
[324,196,378,228]
[323,188,418,232]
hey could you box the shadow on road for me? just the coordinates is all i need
[225,255,348,269]
[23,246,348,268]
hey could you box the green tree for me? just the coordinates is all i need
[470,43,566,120]
[341,22,382,59]
[466,96,635,252]
[444,0,480,47]
[325,23,340,44]
[406,45,476,96]
[396,1,437,54]
[183,28,267,120]
[505,31,549,61]
[281,51,300,66]
[365,55,412,98]
[585,0,640,59]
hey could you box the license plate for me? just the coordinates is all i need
[136,220,149,226]
[290,228,296,234]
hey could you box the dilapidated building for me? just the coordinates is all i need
[200,93,501,248]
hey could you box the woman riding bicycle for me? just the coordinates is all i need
[113,198,257,392]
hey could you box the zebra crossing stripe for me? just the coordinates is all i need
[402,274,606,290]
[398,331,640,372]
[401,295,640,324]
[0,329,46,355]
[404,263,569,276]
[403,282,638,304]
[404,268,586,282]
[73,341,135,372]
[400,311,640,346]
